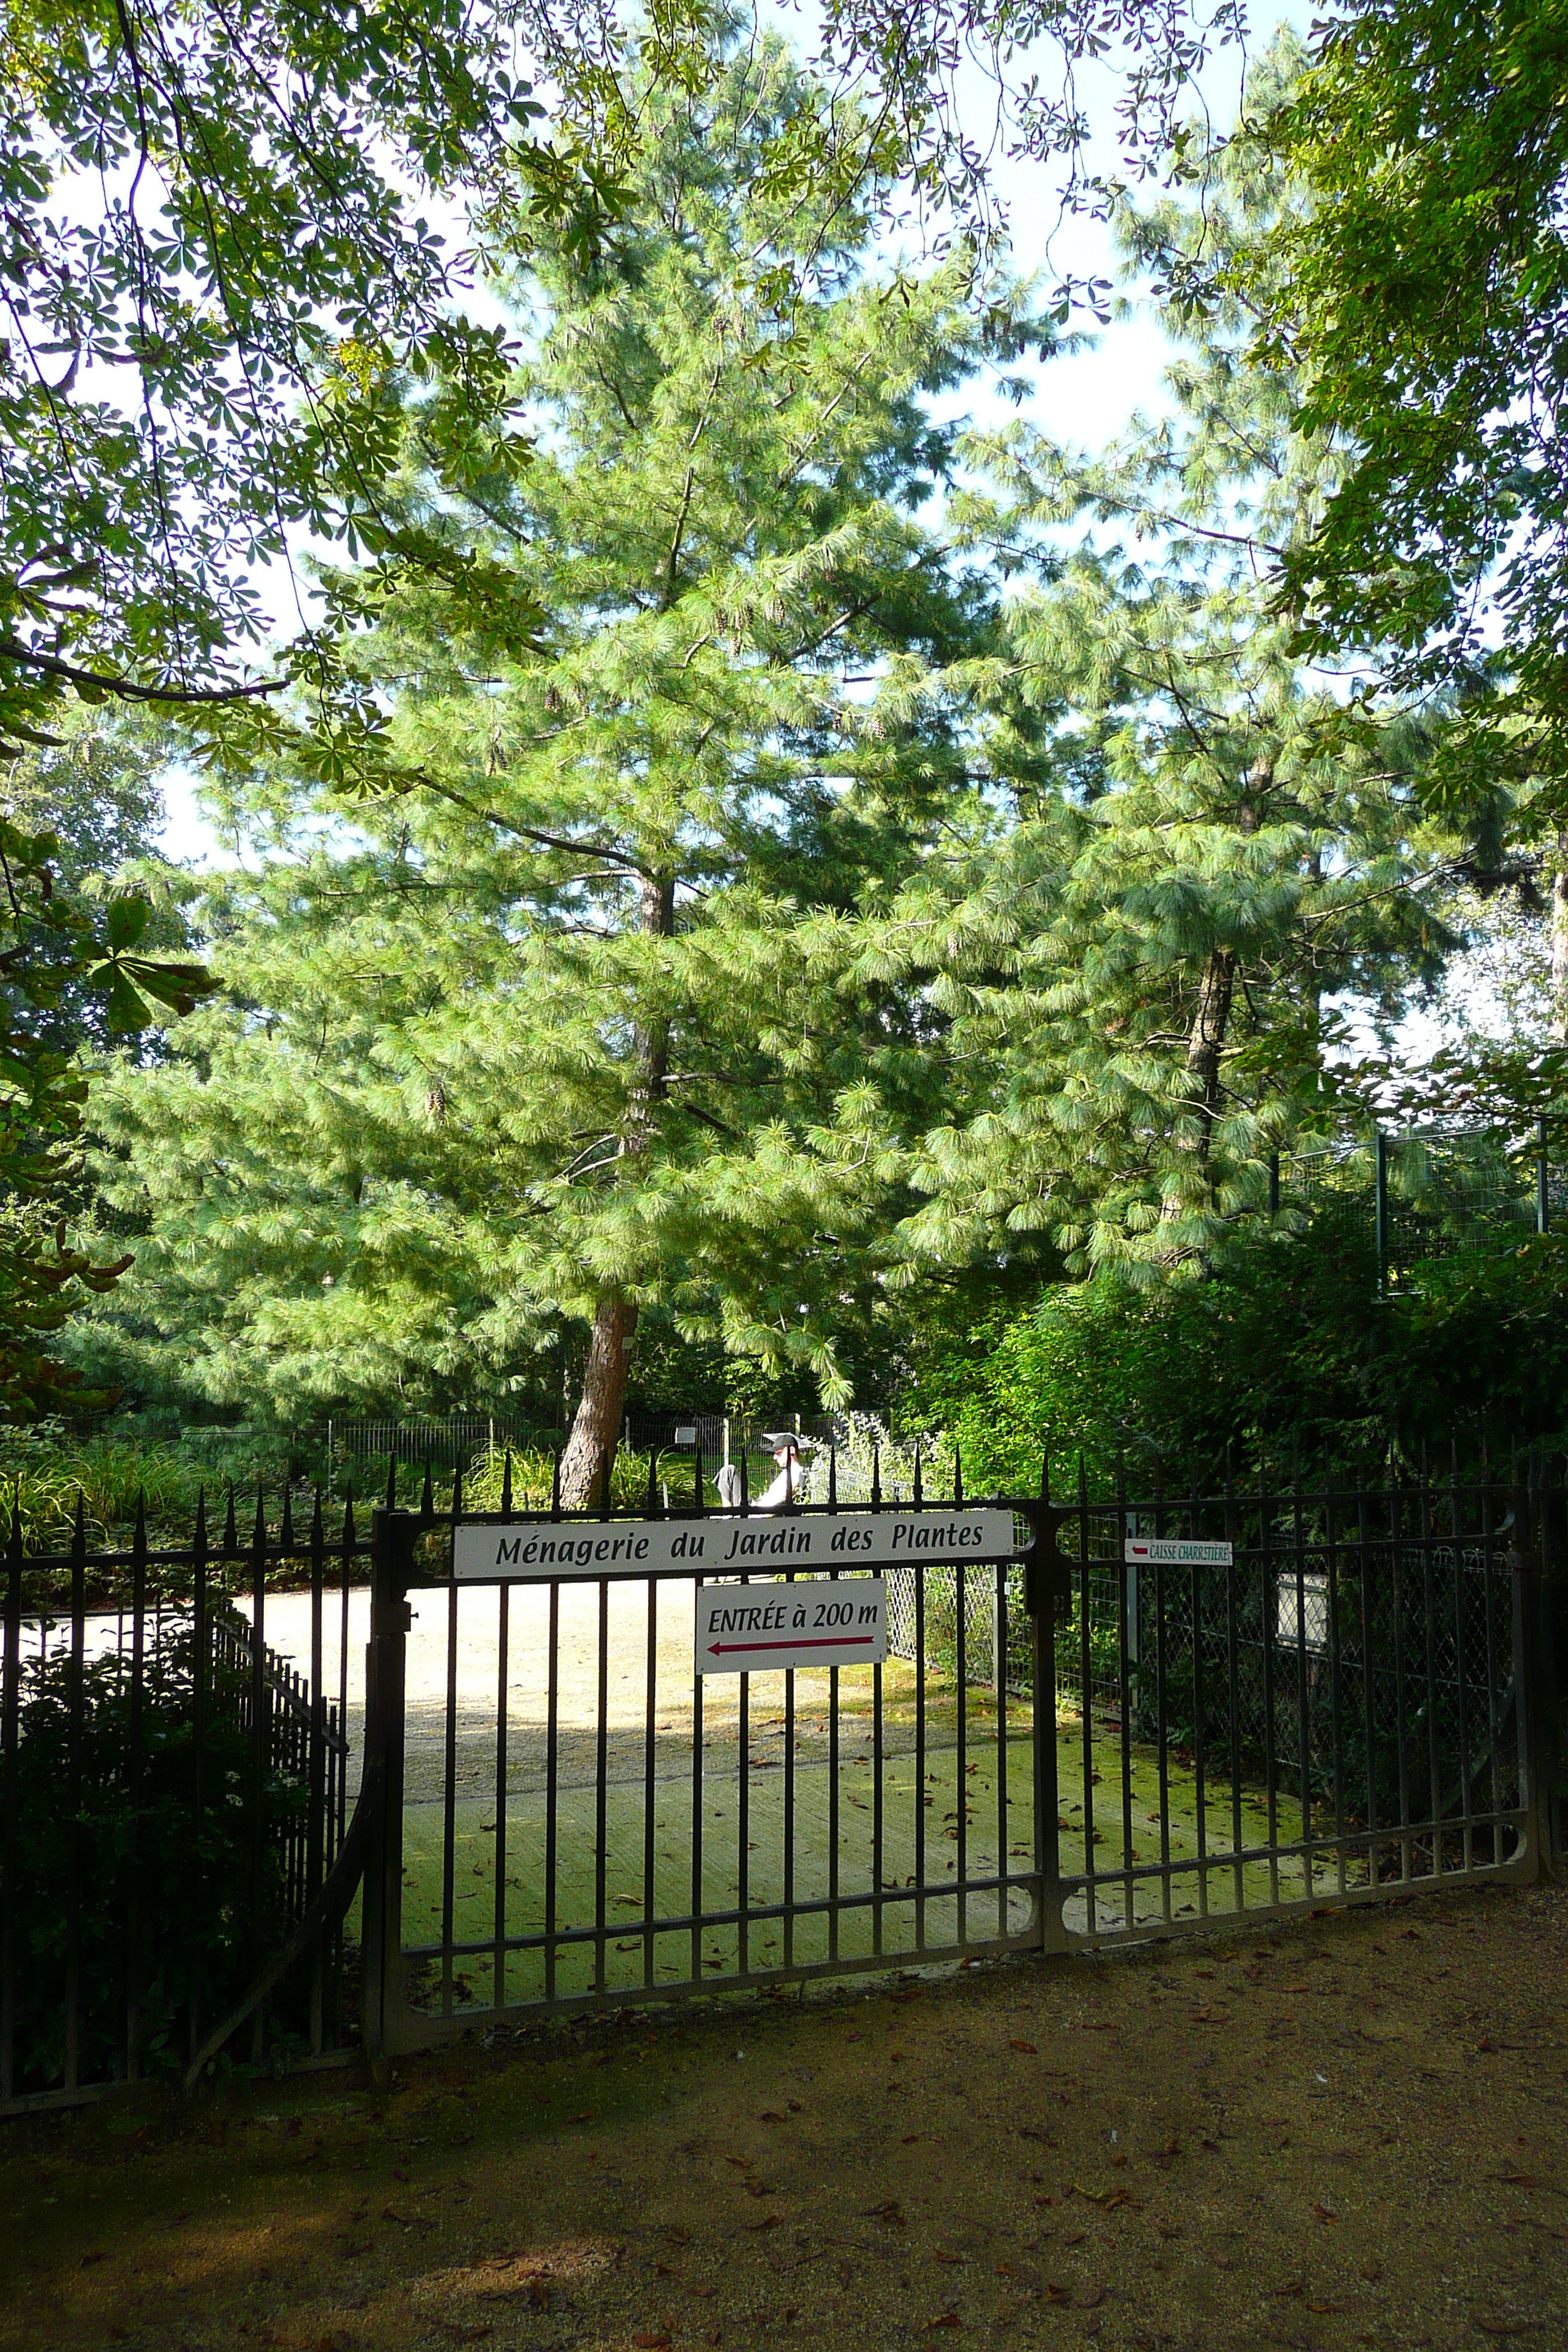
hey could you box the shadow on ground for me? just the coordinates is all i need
[2,1882,1564,2351]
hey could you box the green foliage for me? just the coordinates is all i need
[904,1228,1568,1490]
[0,800,211,1420]
[6,1629,310,2091]
[78,37,1042,1457]
[854,51,1462,1287]
[1262,0,1568,785]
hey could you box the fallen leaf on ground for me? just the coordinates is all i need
[1474,2324,1539,2339]
[381,2206,435,2231]
[1313,2204,1338,2225]
[633,2335,673,2350]
[1009,2040,1039,2054]
[924,2313,961,2330]
[862,2200,905,2225]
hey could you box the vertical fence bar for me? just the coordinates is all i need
[337,1496,353,1850]
[1357,1486,1378,1884]
[1190,1538,1209,1921]
[595,1578,610,1991]
[361,1507,412,2071]
[493,1578,510,2011]
[912,1534,925,1954]
[1115,1460,1135,1930]
[1292,1463,1314,1902]
[1224,1465,1244,1916]
[644,1576,657,1990]
[1478,1463,1504,1845]
[1323,1472,1346,1896]
[544,1580,560,2003]
[1420,1457,1443,1869]
[1450,1451,1474,1876]
[126,1496,148,2079]
[1,1494,21,2103]
[247,1493,268,2065]
[1078,1455,1094,1926]
[307,1490,327,2051]
[995,1554,1009,1940]
[1538,1115,1550,1236]
[1031,1455,1062,1954]
[1389,1458,1413,1883]
[954,1559,967,1947]
[690,1643,705,1985]
[63,1499,86,2096]
[190,1492,210,2062]
[1259,1464,1280,1910]
[440,1576,459,2016]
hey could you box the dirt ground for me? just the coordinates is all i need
[3,1884,1566,2352]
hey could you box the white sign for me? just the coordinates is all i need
[696,1578,888,1673]
[451,1507,1019,1583]
[1124,1537,1232,1567]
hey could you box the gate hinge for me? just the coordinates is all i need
[1019,1502,1076,1624]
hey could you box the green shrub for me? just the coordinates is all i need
[5,1623,312,2092]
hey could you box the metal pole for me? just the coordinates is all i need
[362,1506,413,2076]
[1538,1116,1550,1236]
[1269,1152,1280,1216]
[1375,1130,1390,1297]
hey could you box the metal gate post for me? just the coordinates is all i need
[1022,1467,1073,1955]
[1521,1457,1567,1878]
[362,1507,415,2072]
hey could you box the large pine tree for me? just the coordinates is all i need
[81,35,1040,1495]
[869,61,1462,1283]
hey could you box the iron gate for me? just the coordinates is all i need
[1,1447,1558,2107]
[355,1451,1553,2059]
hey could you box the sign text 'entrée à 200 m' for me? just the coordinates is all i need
[450,1506,1019,1582]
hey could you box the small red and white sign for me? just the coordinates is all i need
[1124,1537,1232,1567]
[695,1578,888,1675]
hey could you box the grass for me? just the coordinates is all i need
[391,1702,1372,2019]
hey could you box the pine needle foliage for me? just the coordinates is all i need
[81,34,1047,1494]
[863,53,1464,1284]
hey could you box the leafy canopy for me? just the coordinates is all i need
[76,36,1040,1452]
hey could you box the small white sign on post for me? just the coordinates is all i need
[1123,1537,1233,1567]
[694,1578,888,1675]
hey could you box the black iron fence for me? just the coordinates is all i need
[2,1443,1561,2113]
[1,1488,370,2114]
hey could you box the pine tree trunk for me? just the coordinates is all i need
[559,1293,639,1507]
[1158,945,1238,1237]
[1553,834,1568,1043]
[557,871,674,1509]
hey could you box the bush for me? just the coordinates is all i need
[5,1621,312,2092]
[900,1226,1568,1488]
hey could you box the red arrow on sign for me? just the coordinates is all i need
[707,1634,875,1656]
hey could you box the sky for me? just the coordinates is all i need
[154,2,1303,870]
